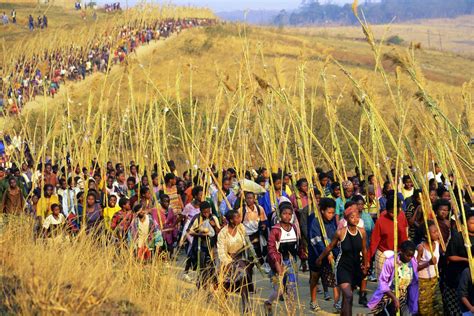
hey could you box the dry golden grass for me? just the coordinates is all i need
[289,15,474,56]
[0,216,249,315]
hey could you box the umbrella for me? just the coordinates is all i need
[239,179,266,195]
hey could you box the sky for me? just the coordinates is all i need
[101,0,356,12]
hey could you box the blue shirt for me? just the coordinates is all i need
[308,213,338,267]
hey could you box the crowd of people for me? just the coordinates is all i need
[0,157,473,316]
[0,9,16,25]
[104,3,122,12]
[27,14,48,31]
[0,17,215,115]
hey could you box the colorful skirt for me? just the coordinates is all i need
[374,249,386,279]
[371,288,409,315]
[321,264,336,288]
[418,277,443,315]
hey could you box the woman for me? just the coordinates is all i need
[443,212,474,316]
[187,201,221,289]
[368,240,419,316]
[181,186,204,278]
[316,205,368,316]
[417,220,443,315]
[335,181,354,221]
[217,209,254,314]
[153,194,178,257]
[79,191,103,234]
[111,197,134,244]
[405,189,424,244]
[264,202,302,315]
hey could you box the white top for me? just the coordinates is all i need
[280,226,297,243]
[242,205,262,235]
[418,241,439,279]
[43,213,65,229]
[137,217,150,248]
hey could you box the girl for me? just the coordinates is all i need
[162,173,183,215]
[153,194,178,257]
[111,197,133,243]
[81,192,103,235]
[316,206,368,316]
[290,178,310,272]
[128,204,163,261]
[103,195,121,231]
[187,201,220,289]
[368,240,419,316]
[264,202,302,315]
[42,203,65,239]
[217,209,254,314]
[417,220,443,315]
[308,197,339,311]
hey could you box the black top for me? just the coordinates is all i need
[446,230,474,288]
[457,267,474,313]
[337,227,363,268]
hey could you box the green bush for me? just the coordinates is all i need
[386,35,404,45]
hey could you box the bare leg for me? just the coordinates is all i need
[333,286,340,304]
[339,283,353,316]
[310,271,321,303]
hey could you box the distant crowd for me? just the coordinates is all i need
[0,17,216,115]
[0,9,47,29]
[104,3,121,12]
[0,9,16,25]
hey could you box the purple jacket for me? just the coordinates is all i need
[368,252,419,314]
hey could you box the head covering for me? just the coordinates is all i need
[200,201,211,211]
[342,180,354,191]
[368,184,375,194]
[278,201,293,214]
[344,204,358,219]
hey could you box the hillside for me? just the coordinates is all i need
[0,3,472,173]
[3,21,472,171]
[286,15,474,56]
[10,22,473,115]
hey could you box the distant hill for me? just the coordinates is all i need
[275,0,474,25]
[217,10,283,25]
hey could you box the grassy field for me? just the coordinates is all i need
[0,3,108,49]
[289,15,474,56]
